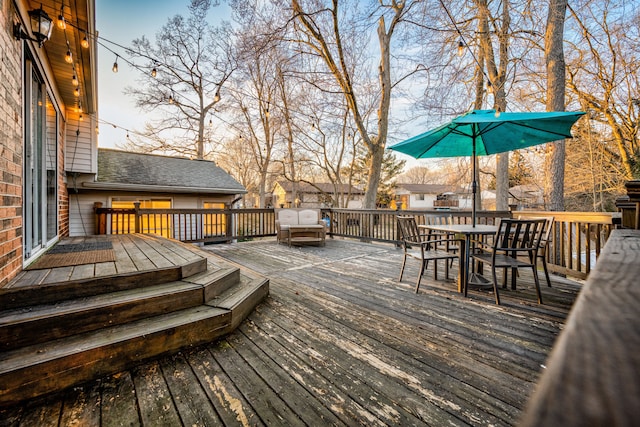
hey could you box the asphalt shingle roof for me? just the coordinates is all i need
[97,149,245,193]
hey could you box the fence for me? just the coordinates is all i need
[94,204,617,280]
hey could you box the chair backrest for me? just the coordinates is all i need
[397,216,423,244]
[518,215,554,248]
[493,218,546,253]
[424,213,453,226]
[277,209,299,226]
[298,209,319,225]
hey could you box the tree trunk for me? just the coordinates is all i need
[476,0,510,211]
[544,0,568,211]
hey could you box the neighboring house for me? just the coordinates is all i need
[0,0,97,286]
[509,184,545,210]
[70,148,246,236]
[272,181,365,209]
[394,184,471,210]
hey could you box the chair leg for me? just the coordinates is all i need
[531,266,543,304]
[492,267,501,305]
[416,259,426,293]
[398,255,407,282]
[541,256,552,287]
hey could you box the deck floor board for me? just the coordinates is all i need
[1,238,581,425]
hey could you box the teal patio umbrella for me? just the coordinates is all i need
[389,109,585,226]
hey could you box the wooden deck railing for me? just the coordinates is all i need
[94,204,617,280]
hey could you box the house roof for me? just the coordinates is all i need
[395,183,462,194]
[83,149,246,194]
[275,181,365,195]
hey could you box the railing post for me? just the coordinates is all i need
[134,201,141,234]
[94,202,106,235]
[616,180,640,229]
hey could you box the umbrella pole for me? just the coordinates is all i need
[472,137,477,227]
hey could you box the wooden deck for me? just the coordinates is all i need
[0,237,582,426]
[5,234,205,290]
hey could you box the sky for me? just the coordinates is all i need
[95,0,231,149]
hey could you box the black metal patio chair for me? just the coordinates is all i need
[470,218,546,305]
[397,216,460,293]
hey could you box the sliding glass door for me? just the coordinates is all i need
[24,59,57,260]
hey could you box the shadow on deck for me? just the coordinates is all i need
[1,237,581,425]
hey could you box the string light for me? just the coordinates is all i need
[79,114,83,121]
[65,48,73,63]
[71,74,78,86]
[457,39,465,57]
[151,67,157,78]
[74,87,80,97]
[214,90,220,102]
[168,94,174,104]
[57,6,66,30]
[81,33,89,49]
[112,55,119,73]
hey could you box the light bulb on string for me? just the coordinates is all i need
[71,74,78,87]
[151,68,157,78]
[79,114,83,121]
[214,91,220,102]
[209,118,213,127]
[57,8,66,30]
[74,87,80,97]
[168,94,174,104]
[81,33,89,49]
[112,55,119,73]
[65,49,73,64]
[457,39,465,57]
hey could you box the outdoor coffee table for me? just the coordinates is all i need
[288,225,325,247]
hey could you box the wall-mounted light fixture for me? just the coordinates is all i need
[14,7,54,47]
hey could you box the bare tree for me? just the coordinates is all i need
[474,0,511,210]
[543,0,568,211]
[565,1,640,181]
[291,0,414,209]
[124,0,236,159]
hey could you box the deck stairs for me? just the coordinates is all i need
[0,240,268,407]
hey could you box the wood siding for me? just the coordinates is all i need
[64,112,95,174]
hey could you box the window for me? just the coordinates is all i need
[416,194,425,201]
[203,202,226,237]
[110,198,172,237]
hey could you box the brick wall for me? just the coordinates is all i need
[0,2,25,287]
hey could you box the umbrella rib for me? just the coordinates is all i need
[482,121,574,139]
[415,125,455,158]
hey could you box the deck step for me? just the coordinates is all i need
[0,242,269,407]
[210,273,270,331]
[0,257,208,310]
[0,305,231,407]
[0,281,204,351]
